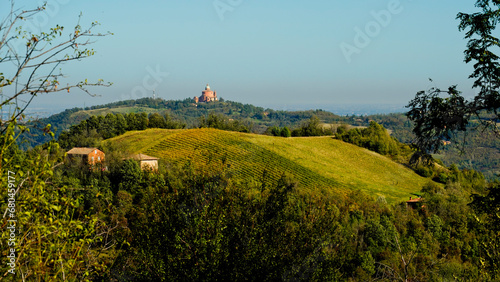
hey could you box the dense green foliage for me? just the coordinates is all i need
[336,121,404,157]
[291,116,334,137]
[469,181,500,276]
[1,123,115,280]
[198,113,251,132]
[58,112,185,149]
[102,159,500,281]
[266,125,291,137]
[3,118,500,280]
[358,113,500,180]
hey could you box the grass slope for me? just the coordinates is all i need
[107,128,429,204]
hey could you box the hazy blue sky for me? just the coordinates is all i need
[2,1,481,113]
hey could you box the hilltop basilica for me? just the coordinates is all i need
[194,83,218,103]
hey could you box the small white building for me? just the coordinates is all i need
[130,153,159,171]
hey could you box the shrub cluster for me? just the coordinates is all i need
[291,116,334,137]
[336,121,400,156]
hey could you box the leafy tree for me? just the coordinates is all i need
[281,126,291,137]
[101,113,118,139]
[406,0,500,154]
[406,85,469,154]
[270,126,281,136]
[164,113,186,129]
[148,112,167,128]
[125,113,135,130]
[337,121,400,156]
[199,113,250,132]
[292,115,333,137]
[469,181,500,278]
[116,159,143,196]
[268,126,291,137]
[335,124,349,137]
[115,113,128,135]
[138,112,149,130]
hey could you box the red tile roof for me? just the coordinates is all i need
[407,197,423,203]
[67,147,99,155]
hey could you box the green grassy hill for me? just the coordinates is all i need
[107,128,430,204]
[23,97,499,179]
[23,98,340,149]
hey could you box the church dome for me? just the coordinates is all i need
[205,83,210,91]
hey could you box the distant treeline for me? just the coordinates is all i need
[19,97,499,178]
[58,111,259,149]
[267,116,333,137]
[58,112,185,149]
[21,98,342,149]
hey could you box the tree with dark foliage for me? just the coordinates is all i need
[407,0,500,154]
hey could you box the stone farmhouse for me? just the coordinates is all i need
[67,147,105,165]
[130,153,159,171]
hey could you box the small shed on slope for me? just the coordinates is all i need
[406,196,423,209]
[130,153,159,171]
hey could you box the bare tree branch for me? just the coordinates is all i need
[0,1,113,131]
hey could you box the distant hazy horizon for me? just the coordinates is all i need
[16,100,407,120]
[2,1,479,115]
